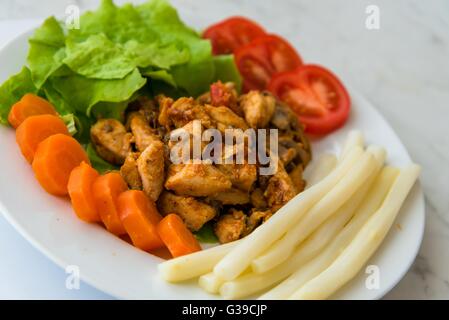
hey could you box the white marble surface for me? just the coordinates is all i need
[0,0,448,299]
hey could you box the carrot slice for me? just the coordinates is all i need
[157,214,202,258]
[92,172,128,235]
[67,162,101,223]
[32,134,89,196]
[16,114,69,163]
[117,190,164,251]
[8,93,58,129]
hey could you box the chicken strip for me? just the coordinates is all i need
[264,162,297,212]
[137,141,165,202]
[167,97,213,128]
[289,164,306,193]
[243,209,272,236]
[90,119,132,165]
[214,209,247,244]
[239,91,276,128]
[209,188,250,205]
[204,105,248,132]
[250,188,268,209]
[216,163,257,192]
[156,94,174,128]
[158,191,217,231]
[120,152,142,190]
[165,163,232,197]
[127,111,160,152]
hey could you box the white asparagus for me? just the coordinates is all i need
[212,147,364,281]
[259,166,399,299]
[289,164,420,300]
[199,272,226,294]
[303,154,338,189]
[251,148,382,274]
[340,130,364,161]
[218,165,379,299]
[158,240,240,282]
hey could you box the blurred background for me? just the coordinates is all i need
[0,0,448,299]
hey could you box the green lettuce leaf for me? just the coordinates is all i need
[51,68,146,116]
[141,68,177,87]
[27,17,66,88]
[0,67,38,125]
[86,143,119,174]
[61,113,78,136]
[212,55,242,93]
[64,33,135,79]
[194,222,218,243]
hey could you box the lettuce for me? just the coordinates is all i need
[64,34,135,80]
[86,143,119,174]
[0,67,38,124]
[0,0,242,167]
[27,17,66,89]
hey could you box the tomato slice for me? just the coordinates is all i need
[234,34,303,91]
[268,65,351,135]
[203,16,266,55]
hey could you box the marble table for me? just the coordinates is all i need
[0,0,448,299]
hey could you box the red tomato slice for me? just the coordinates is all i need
[234,34,303,91]
[268,65,351,135]
[203,16,266,55]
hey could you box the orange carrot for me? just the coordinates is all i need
[67,162,101,223]
[92,172,128,236]
[32,134,89,196]
[117,190,164,251]
[8,93,58,129]
[16,114,69,163]
[157,213,202,258]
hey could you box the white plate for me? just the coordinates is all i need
[0,30,424,300]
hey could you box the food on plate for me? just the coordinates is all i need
[287,165,420,300]
[268,65,351,135]
[32,134,89,196]
[8,93,58,129]
[157,213,202,258]
[0,0,421,300]
[86,84,311,243]
[92,172,128,235]
[158,131,420,300]
[67,162,101,223]
[117,190,164,251]
[251,146,385,274]
[203,16,266,55]
[16,114,69,163]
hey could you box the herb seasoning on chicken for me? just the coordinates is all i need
[90,81,311,244]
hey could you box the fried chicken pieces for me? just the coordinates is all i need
[90,82,311,243]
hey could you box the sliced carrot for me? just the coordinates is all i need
[32,134,89,196]
[92,172,128,236]
[117,190,164,251]
[16,114,69,163]
[67,162,101,223]
[8,93,58,129]
[157,213,202,258]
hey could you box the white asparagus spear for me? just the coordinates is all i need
[251,148,383,274]
[259,166,399,299]
[212,147,363,281]
[158,240,240,282]
[289,164,420,300]
[340,130,364,161]
[218,162,380,299]
[199,272,227,294]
